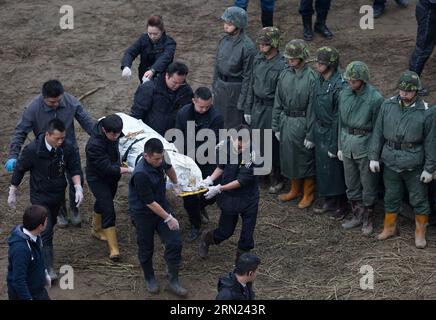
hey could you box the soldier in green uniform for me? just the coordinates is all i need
[244,27,286,193]
[272,39,317,209]
[213,6,256,129]
[311,47,348,219]
[338,61,384,235]
[369,71,435,248]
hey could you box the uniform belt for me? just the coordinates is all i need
[219,74,242,83]
[286,110,306,117]
[386,140,419,150]
[255,96,274,106]
[348,128,370,135]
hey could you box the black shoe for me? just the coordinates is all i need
[314,20,333,39]
[187,228,200,242]
[302,16,313,41]
[373,6,385,18]
[145,277,159,294]
[395,0,408,8]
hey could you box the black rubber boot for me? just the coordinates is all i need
[141,263,159,294]
[314,16,333,39]
[198,230,215,259]
[302,15,314,41]
[166,266,188,297]
[362,206,375,236]
[261,10,274,27]
[43,245,58,281]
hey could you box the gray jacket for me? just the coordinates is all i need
[8,93,95,158]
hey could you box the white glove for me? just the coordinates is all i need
[141,75,150,83]
[45,270,51,289]
[327,151,337,158]
[143,70,154,80]
[244,114,251,125]
[8,185,17,209]
[275,132,280,141]
[128,166,134,173]
[121,66,132,78]
[165,214,180,231]
[204,184,222,200]
[304,139,315,149]
[420,170,433,183]
[199,176,214,188]
[74,185,84,208]
[369,160,380,173]
[337,150,343,161]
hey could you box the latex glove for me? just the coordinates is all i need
[165,214,180,231]
[45,270,51,289]
[420,170,433,183]
[205,184,221,200]
[141,75,151,83]
[128,166,134,173]
[337,150,343,161]
[304,139,315,149]
[275,132,280,141]
[143,70,154,79]
[8,185,17,209]
[74,184,84,208]
[199,176,214,188]
[5,158,17,172]
[369,160,380,173]
[244,114,251,125]
[327,151,337,158]
[121,66,132,78]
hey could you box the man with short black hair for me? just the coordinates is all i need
[7,205,50,300]
[86,114,132,261]
[128,138,187,297]
[131,61,193,137]
[216,252,260,300]
[176,87,224,241]
[7,118,83,281]
[5,79,95,228]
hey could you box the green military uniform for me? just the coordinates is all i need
[369,96,435,215]
[213,7,256,129]
[338,81,383,207]
[313,68,347,197]
[272,63,316,179]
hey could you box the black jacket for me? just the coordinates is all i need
[175,103,224,177]
[85,119,122,183]
[216,272,255,300]
[11,133,82,205]
[7,225,46,300]
[121,32,176,80]
[131,74,193,137]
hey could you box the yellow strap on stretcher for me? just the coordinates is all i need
[178,188,208,197]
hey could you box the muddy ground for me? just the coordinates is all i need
[0,0,435,300]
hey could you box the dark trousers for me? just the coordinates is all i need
[409,0,436,76]
[36,202,62,248]
[234,0,275,12]
[8,286,50,300]
[299,0,331,18]
[87,178,119,228]
[183,195,216,229]
[65,149,84,211]
[131,214,182,279]
[213,198,259,251]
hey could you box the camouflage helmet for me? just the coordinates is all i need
[398,70,421,91]
[256,27,280,48]
[221,6,248,29]
[343,61,370,83]
[316,46,339,69]
[283,39,310,60]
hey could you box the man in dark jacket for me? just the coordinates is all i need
[8,205,50,300]
[129,138,187,297]
[5,80,94,228]
[121,15,176,83]
[199,125,259,262]
[7,119,83,281]
[131,62,193,137]
[86,114,132,261]
[216,252,260,300]
[175,87,224,241]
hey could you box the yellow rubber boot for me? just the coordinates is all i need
[91,213,107,241]
[102,227,120,261]
[377,212,398,240]
[415,214,428,249]
[297,178,315,209]
[278,179,302,202]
